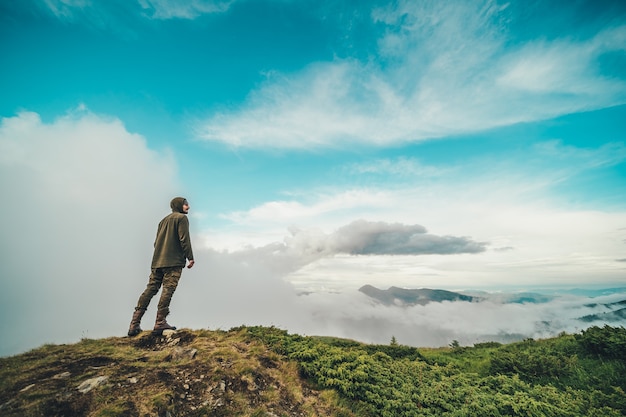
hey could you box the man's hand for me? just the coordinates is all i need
[187,260,195,269]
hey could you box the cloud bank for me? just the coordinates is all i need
[178,244,626,349]
[0,109,179,356]
[179,220,625,349]
[0,108,623,357]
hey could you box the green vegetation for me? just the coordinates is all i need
[245,325,626,417]
[1,325,625,416]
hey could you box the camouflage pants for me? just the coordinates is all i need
[135,266,183,314]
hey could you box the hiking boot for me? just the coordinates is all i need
[152,309,176,335]
[127,308,146,337]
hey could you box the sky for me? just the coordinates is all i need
[1,0,626,356]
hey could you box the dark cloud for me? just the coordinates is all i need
[331,220,487,255]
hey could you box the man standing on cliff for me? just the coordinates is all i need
[128,197,195,336]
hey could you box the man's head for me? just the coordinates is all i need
[170,197,189,214]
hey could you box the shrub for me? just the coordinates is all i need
[575,325,626,360]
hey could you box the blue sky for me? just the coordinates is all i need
[1,0,626,355]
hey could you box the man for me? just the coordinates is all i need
[128,197,195,336]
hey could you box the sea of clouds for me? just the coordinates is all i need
[2,110,624,357]
[175,245,626,349]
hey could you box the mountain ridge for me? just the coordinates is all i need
[359,284,480,306]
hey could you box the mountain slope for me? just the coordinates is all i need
[0,328,352,417]
[1,325,625,416]
[579,306,626,323]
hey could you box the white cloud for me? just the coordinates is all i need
[210,189,396,250]
[198,62,396,149]
[42,0,90,19]
[495,31,626,105]
[197,2,626,149]
[138,0,234,19]
[201,139,626,292]
[38,0,234,23]
[222,188,392,225]
[0,109,180,356]
[344,157,447,178]
[209,194,626,291]
[534,140,626,170]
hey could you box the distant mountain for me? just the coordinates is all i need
[359,285,480,306]
[579,307,626,323]
[560,288,626,297]
[583,299,626,309]
[359,285,626,310]
[578,299,626,323]
[463,291,555,304]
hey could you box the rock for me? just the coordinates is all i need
[52,372,71,379]
[170,347,198,361]
[77,376,109,394]
[128,377,138,384]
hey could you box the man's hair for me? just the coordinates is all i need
[170,197,187,213]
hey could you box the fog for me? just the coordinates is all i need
[1,110,624,357]
[176,245,626,349]
[0,111,178,355]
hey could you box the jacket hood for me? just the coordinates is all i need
[170,197,188,213]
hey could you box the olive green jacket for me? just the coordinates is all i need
[151,212,194,268]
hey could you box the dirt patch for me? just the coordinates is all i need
[259,354,279,369]
[133,329,197,350]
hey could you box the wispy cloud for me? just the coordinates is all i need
[534,140,626,170]
[41,0,89,18]
[197,1,626,149]
[496,25,626,97]
[344,157,447,178]
[138,0,234,19]
[221,189,393,226]
[38,0,234,23]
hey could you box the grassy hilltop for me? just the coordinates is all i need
[1,325,625,416]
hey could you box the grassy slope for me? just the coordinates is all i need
[0,328,353,417]
[1,326,625,416]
